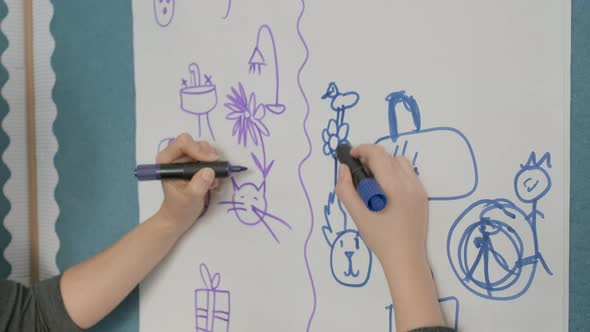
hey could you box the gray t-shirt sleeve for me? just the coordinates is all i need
[0,276,84,332]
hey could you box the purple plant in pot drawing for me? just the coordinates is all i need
[153,0,175,27]
[219,83,290,243]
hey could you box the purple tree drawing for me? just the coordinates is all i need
[195,263,231,332]
[180,62,218,141]
[219,83,291,243]
[248,24,286,115]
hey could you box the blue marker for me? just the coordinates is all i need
[336,143,387,212]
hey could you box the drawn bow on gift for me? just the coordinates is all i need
[200,263,221,290]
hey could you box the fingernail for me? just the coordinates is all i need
[338,166,345,180]
[201,168,215,182]
[209,151,219,159]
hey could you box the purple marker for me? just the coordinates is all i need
[135,161,248,181]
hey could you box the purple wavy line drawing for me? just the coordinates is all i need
[222,0,232,19]
[296,0,317,330]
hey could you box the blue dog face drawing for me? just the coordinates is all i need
[330,230,372,287]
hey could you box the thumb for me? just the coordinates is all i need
[188,168,215,198]
[335,164,367,225]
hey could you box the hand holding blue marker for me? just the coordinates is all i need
[135,161,248,181]
[336,143,387,212]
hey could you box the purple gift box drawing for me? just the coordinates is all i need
[195,263,231,332]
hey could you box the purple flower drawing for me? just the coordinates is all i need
[225,83,270,147]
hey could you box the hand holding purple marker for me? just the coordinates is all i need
[336,143,387,212]
[135,161,248,181]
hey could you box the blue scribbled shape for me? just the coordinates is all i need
[0,0,12,279]
[374,90,478,201]
[447,152,553,301]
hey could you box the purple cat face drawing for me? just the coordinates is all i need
[221,177,291,244]
[153,0,175,27]
[229,179,268,225]
[329,230,372,287]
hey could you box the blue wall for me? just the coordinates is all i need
[569,1,590,330]
[51,1,138,331]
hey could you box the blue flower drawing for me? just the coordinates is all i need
[322,119,349,156]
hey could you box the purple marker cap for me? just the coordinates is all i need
[357,178,387,212]
[134,164,161,181]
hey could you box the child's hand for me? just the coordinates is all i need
[337,144,444,332]
[156,133,220,234]
[335,144,429,268]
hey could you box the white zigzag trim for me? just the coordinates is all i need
[33,0,59,280]
[1,0,30,285]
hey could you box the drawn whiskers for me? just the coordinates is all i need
[218,200,244,206]
[251,205,291,244]
[226,207,247,213]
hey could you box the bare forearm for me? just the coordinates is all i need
[383,256,445,332]
[60,212,183,329]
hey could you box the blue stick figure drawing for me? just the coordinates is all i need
[447,152,553,301]
[320,82,372,287]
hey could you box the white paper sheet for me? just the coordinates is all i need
[133,1,570,331]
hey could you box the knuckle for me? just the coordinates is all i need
[375,144,386,154]
[396,155,409,164]
[415,187,428,202]
[177,132,192,143]
[198,140,211,149]
[191,183,209,197]
[335,183,343,195]
[335,183,347,198]
[192,142,203,153]
[372,145,387,158]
